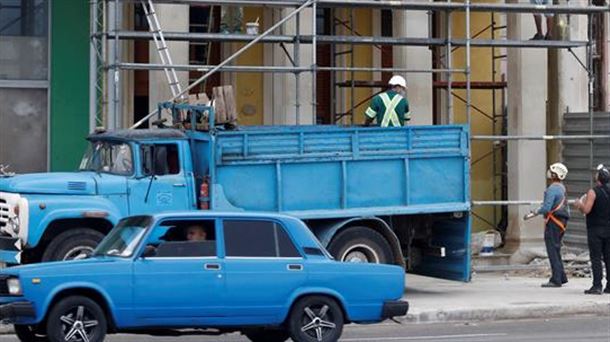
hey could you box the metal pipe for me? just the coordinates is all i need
[312,0,318,123]
[349,6,354,125]
[588,11,594,188]
[465,0,471,125]
[116,0,609,15]
[113,62,464,74]
[472,134,610,140]
[89,0,98,133]
[296,11,301,124]
[132,0,315,129]
[113,1,121,129]
[472,199,577,206]
[447,4,453,123]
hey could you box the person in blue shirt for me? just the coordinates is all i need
[529,163,570,288]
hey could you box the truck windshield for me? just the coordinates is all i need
[94,216,152,258]
[79,141,134,175]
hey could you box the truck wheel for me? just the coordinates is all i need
[46,296,107,342]
[41,228,105,262]
[288,295,344,342]
[327,227,393,264]
[14,324,48,342]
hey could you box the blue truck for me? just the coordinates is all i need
[0,104,471,281]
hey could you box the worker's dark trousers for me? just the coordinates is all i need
[587,226,610,289]
[545,221,567,285]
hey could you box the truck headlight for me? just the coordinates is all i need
[7,278,22,295]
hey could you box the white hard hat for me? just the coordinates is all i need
[547,162,568,180]
[388,75,407,89]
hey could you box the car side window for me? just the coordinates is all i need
[143,219,217,258]
[140,144,181,176]
[223,220,301,258]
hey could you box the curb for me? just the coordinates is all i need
[403,302,610,323]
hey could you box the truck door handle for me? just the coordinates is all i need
[204,263,221,270]
[287,264,303,271]
[173,183,186,187]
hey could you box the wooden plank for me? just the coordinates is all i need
[223,85,238,124]
[213,86,227,123]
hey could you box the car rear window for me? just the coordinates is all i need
[223,220,301,258]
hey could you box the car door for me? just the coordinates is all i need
[221,219,307,322]
[132,218,225,326]
[128,143,193,215]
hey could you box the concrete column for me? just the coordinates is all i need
[148,5,189,120]
[393,8,433,125]
[506,7,549,260]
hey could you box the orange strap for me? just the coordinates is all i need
[545,198,566,232]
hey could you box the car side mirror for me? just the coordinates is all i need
[141,245,156,258]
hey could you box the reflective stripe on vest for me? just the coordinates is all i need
[379,93,403,127]
[545,197,567,232]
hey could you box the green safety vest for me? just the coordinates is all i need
[364,90,410,127]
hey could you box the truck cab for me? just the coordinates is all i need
[0,129,196,264]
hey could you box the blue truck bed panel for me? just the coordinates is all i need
[210,125,470,219]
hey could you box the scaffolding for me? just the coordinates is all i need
[90,0,610,240]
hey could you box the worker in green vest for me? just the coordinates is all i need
[364,75,411,127]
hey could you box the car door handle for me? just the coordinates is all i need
[173,183,186,187]
[287,264,303,271]
[204,263,221,270]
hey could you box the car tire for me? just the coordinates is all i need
[245,329,290,342]
[288,296,344,342]
[14,324,48,342]
[327,226,393,264]
[41,228,105,262]
[46,296,107,342]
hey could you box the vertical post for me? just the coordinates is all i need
[447,7,453,123]
[330,8,336,124]
[491,11,497,227]
[465,0,471,125]
[312,0,317,124]
[350,7,355,125]
[89,0,98,133]
[587,11,594,187]
[106,0,116,130]
[295,12,301,125]
[113,1,122,129]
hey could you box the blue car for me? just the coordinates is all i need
[0,212,408,342]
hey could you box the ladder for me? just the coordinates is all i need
[141,0,187,102]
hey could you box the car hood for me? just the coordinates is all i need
[3,257,128,277]
[0,172,97,195]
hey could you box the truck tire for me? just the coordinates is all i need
[46,296,107,342]
[327,226,393,264]
[287,295,344,342]
[41,228,105,262]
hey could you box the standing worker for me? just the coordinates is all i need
[573,164,610,295]
[526,163,570,288]
[364,75,410,127]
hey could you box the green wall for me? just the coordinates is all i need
[50,0,90,171]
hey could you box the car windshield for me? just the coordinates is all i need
[79,141,134,175]
[94,216,152,258]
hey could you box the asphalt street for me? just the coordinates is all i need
[1,316,608,342]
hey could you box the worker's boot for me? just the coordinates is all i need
[584,286,603,295]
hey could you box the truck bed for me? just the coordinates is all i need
[208,125,470,219]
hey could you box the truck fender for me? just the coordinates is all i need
[28,204,121,248]
[309,217,405,268]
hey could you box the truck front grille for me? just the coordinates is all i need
[0,198,8,230]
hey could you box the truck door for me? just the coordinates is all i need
[128,143,193,215]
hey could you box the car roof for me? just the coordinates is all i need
[139,211,302,223]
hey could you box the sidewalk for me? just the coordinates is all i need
[403,273,610,323]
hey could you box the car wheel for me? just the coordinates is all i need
[14,324,48,342]
[46,296,107,342]
[245,329,289,342]
[327,226,393,264]
[42,228,105,262]
[288,296,344,342]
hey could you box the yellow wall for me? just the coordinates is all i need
[452,0,504,232]
[235,7,265,125]
[335,8,374,124]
